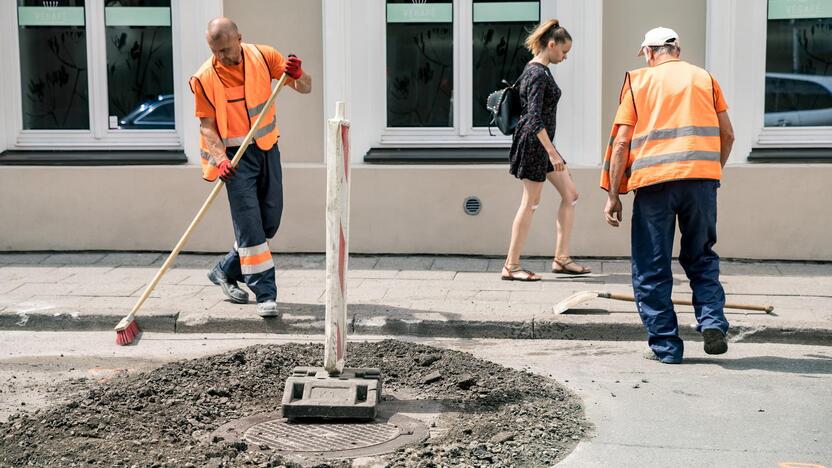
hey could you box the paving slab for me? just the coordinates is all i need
[69,281,146,297]
[775,262,832,276]
[3,282,76,298]
[96,252,162,266]
[41,253,107,265]
[0,282,24,295]
[0,253,50,264]
[55,266,118,283]
[395,270,457,280]
[375,256,435,271]
[170,254,218,268]
[431,257,489,272]
[0,266,74,283]
[384,287,450,301]
[348,256,378,269]
[345,269,397,279]
[274,253,326,269]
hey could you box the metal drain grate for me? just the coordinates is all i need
[243,420,402,453]
[463,196,481,215]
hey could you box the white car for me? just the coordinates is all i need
[765,73,832,127]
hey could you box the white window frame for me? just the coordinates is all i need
[706,0,832,162]
[0,0,221,155]
[323,0,603,166]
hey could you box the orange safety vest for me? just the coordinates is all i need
[601,61,722,193]
[189,43,278,182]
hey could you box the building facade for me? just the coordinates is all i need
[1,0,831,260]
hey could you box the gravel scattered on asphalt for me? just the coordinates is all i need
[0,340,589,467]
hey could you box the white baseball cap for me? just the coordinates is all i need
[637,27,680,56]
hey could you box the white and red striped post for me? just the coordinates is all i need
[324,101,351,374]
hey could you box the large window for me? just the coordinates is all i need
[471,0,538,127]
[384,0,539,134]
[765,0,832,127]
[5,0,183,154]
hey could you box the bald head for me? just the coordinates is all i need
[207,17,239,42]
[206,17,242,66]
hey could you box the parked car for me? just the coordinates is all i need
[765,73,832,127]
[119,94,175,130]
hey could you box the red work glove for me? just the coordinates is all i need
[217,159,236,182]
[285,54,303,80]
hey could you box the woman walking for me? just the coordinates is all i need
[502,19,591,281]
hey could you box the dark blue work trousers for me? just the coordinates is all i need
[631,179,728,362]
[219,144,283,303]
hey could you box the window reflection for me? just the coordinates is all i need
[765,2,832,127]
[17,0,89,130]
[105,0,175,130]
[386,0,454,128]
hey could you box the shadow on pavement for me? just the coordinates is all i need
[684,355,832,375]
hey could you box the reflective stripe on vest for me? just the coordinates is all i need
[190,43,280,182]
[222,118,276,147]
[600,61,722,193]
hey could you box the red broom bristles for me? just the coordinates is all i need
[115,319,140,346]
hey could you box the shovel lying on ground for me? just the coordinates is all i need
[114,73,290,346]
[553,291,775,315]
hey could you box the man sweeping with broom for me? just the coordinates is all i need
[600,27,735,364]
[191,17,312,317]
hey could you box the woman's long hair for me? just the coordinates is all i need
[525,19,572,56]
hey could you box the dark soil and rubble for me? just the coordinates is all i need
[0,340,589,467]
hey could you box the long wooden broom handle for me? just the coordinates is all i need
[124,74,289,321]
[600,292,774,313]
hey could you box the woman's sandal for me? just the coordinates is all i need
[552,257,592,275]
[501,264,542,282]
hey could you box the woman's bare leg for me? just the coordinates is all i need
[504,179,545,276]
[546,169,590,272]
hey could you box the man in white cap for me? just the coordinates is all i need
[600,27,735,364]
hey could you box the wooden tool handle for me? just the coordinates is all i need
[122,74,289,323]
[599,292,774,314]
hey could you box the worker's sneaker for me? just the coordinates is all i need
[702,328,728,355]
[207,264,249,304]
[257,300,279,318]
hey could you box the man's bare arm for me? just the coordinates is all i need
[609,125,633,199]
[717,111,734,168]
[199,117,228,165]
[604,124,633,227]
[289,71,312,94]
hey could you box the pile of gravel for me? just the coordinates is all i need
[0,340,589,467]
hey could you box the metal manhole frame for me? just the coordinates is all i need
[243,417,402,453]
[211,408,430,460]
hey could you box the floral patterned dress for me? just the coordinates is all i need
[508,62,562,182]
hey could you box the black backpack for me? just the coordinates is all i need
[486,78,521,136]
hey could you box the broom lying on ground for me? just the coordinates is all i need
[115,74,290,346]
[553,291,775,315]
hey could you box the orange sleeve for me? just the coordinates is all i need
[614,74,637,126]
[257,44,295,84]
[190,77,215,119]
[712,75,729,113]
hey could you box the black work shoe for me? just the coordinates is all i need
[703,329,728,355]
[207,264,249,304]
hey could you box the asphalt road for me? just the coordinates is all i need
[1,331,830,468]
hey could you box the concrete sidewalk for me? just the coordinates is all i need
[0,252,830,345]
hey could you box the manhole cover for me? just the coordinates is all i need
[213,406,432,460]
[244,419,401,452]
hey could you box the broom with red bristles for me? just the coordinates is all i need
[115,73,290,345]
